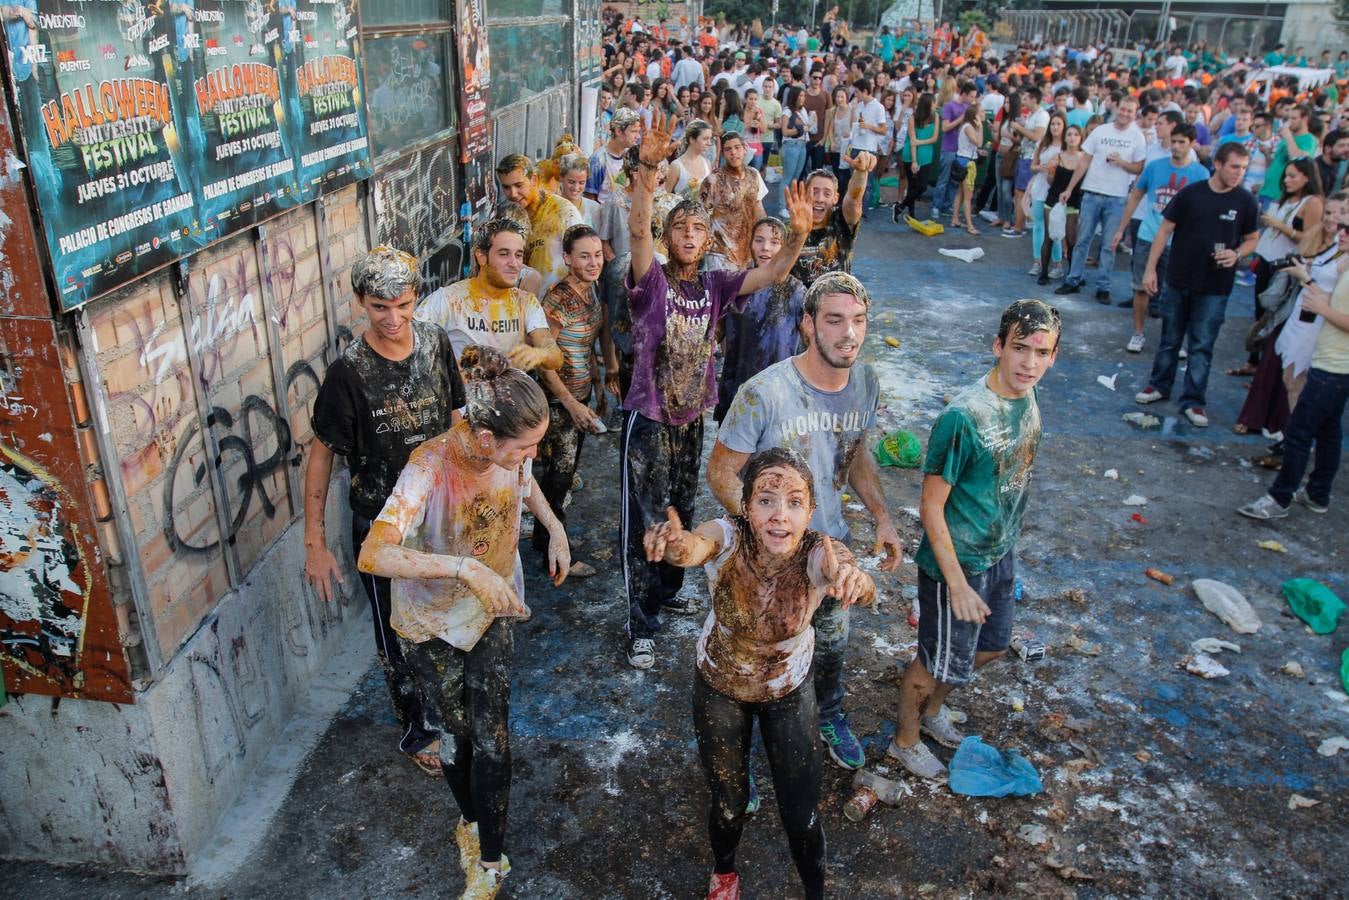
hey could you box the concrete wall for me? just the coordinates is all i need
[1279,2,1342,59]
[0,481,360,871]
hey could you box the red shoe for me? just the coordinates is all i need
[707,871,741,900]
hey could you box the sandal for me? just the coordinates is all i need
[412,744,442,777]
[965,226,979,235]
[1252,453,1282,470]
[1225,364,1257,377]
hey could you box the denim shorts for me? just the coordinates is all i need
[916,551,1016,686]
[1130,238,1169,293]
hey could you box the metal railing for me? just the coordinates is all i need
[998,8,1281,58]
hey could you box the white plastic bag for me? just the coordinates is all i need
[1048,202,1067,242]
[1192,578,1263,634]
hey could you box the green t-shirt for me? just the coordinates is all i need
[1260,132,1317,200]
[915,377,1042,581]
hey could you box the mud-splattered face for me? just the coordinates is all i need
[803,292,867,369]
[751,223,784,266]
[564,235,605,284]
[721,137,746,169]
[992,322,1059,398]
[667,210,712,266]
[474,231,526,288]
[806,174,838,224]
[358,286,417,345]
[560,168,588,202]
[745,466,813,557]
[498,166,537,207]
[480,418,548,469]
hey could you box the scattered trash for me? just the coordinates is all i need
[937,246,985,263]
[883,336,901,348]
[1131,513,1149,524]
[1281,660,1306,678]
[1287,794,1320,810]
[1008,695,1026,713]
[1057,588,1087,604]
[1192,578,1263,634]
[1180,653,1230,679]
[1317,736,1349,757]
[843,769,910,821]
[1011,628,1045,661]
[590,547,613,561]
[1134,749,1153,762]
[1016,824,1050,846]
[1096,374,1118,391]
[1014,580,1024,602]
[949,737,1043,797]
[1044,854,1097,882]
[1064,634,1102,656]
[1281,579,1346,635]
[1123,494,1148,506]
[1188,446,1216,460]
[1122,411,1161,429]
[1190,638,1241,654]
[1103,468,1119,480]
[1258,539,1288,554]
[873,429,923,468]
[1145,567,1175,586]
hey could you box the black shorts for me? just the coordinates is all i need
[916,551,1016,686]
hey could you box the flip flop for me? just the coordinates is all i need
[412,748,442,777]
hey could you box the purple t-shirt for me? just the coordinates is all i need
[940,100,969,153]
[624,262,747,425]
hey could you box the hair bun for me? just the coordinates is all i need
[459,344,510,382]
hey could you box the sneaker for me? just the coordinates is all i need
[707,871,741,900]
[979,209,1000,223]
[626,637,655,669]
[1095,289,1111,304]
[1054,281,1081,295]
[1184,407,1210,428]
[1048,263,1065,280]
[886,738,946,780]
[1126,333,1146,353]
[462,856,510,900]
[891,203,901,224]
[1238,493,1290,520]
[1001,227,1022,238]
[745,772,760,814]
[1027,262,1042,277]
[920,713,966,749]
[456,818,481,874]
[1293,488,1329,514]
[819,714,866,770]
[660,593,699,615]
[936,703,967,724]
[1134,386,1163,404]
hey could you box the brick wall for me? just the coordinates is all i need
[86,187,367,661]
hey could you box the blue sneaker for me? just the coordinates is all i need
[819,714,865,769]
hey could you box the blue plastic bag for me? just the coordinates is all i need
[948,736,1043,797]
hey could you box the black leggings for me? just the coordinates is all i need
[899,163,929,217]
[692,671,826,899]
[398,620,514,862]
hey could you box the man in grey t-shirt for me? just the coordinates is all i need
[708,271,901,771]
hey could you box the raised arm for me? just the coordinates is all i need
[738,181,814,295]
[841,150,875,227]
[630,110,680,282]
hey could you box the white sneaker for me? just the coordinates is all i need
[1237,494,1290,520]
[1134,387,1163,404]
[920,713,966,749]
[1027,262,1042,276]
[887,739,947,780]
[626,637,655,669]
[979,209,1000,223]
[1183,407,1210,428]
[1048,263,1065,280]
[1293,488,1329,514]
[1126,333,1146,353]
[1179,347,1188,360]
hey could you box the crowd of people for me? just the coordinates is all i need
[296,13,1349,900]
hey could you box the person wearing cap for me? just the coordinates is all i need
[587,107,643,205]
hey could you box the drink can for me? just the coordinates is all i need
[843,785,879,822]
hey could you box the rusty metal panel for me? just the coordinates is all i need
[0,95,52,319]
[0,316,132,703]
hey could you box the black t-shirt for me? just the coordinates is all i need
[792,206,859,287]
[1161,180,1260,296]
[312,319,465,520]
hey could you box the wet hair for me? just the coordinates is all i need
[473,216,529,257]
[351,246,420,300]
[491,201,531,236]
[740,446,817,512]
[495,153,534,178]
[803,271,870,316]
[459,345,549,438]
[558,152,590,179]
[562,223,600,253]
[663,198,712,239]
[997,299,1062,347]
[751,216,787,242]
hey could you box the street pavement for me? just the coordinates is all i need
[5,206,1347,898]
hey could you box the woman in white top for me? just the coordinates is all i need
[950,104,984,234]
[1028,111,1066,277]
[664,119,716,199]
[825,86,853,192]
[557,153,601,228]
[1276,191,1347,408]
